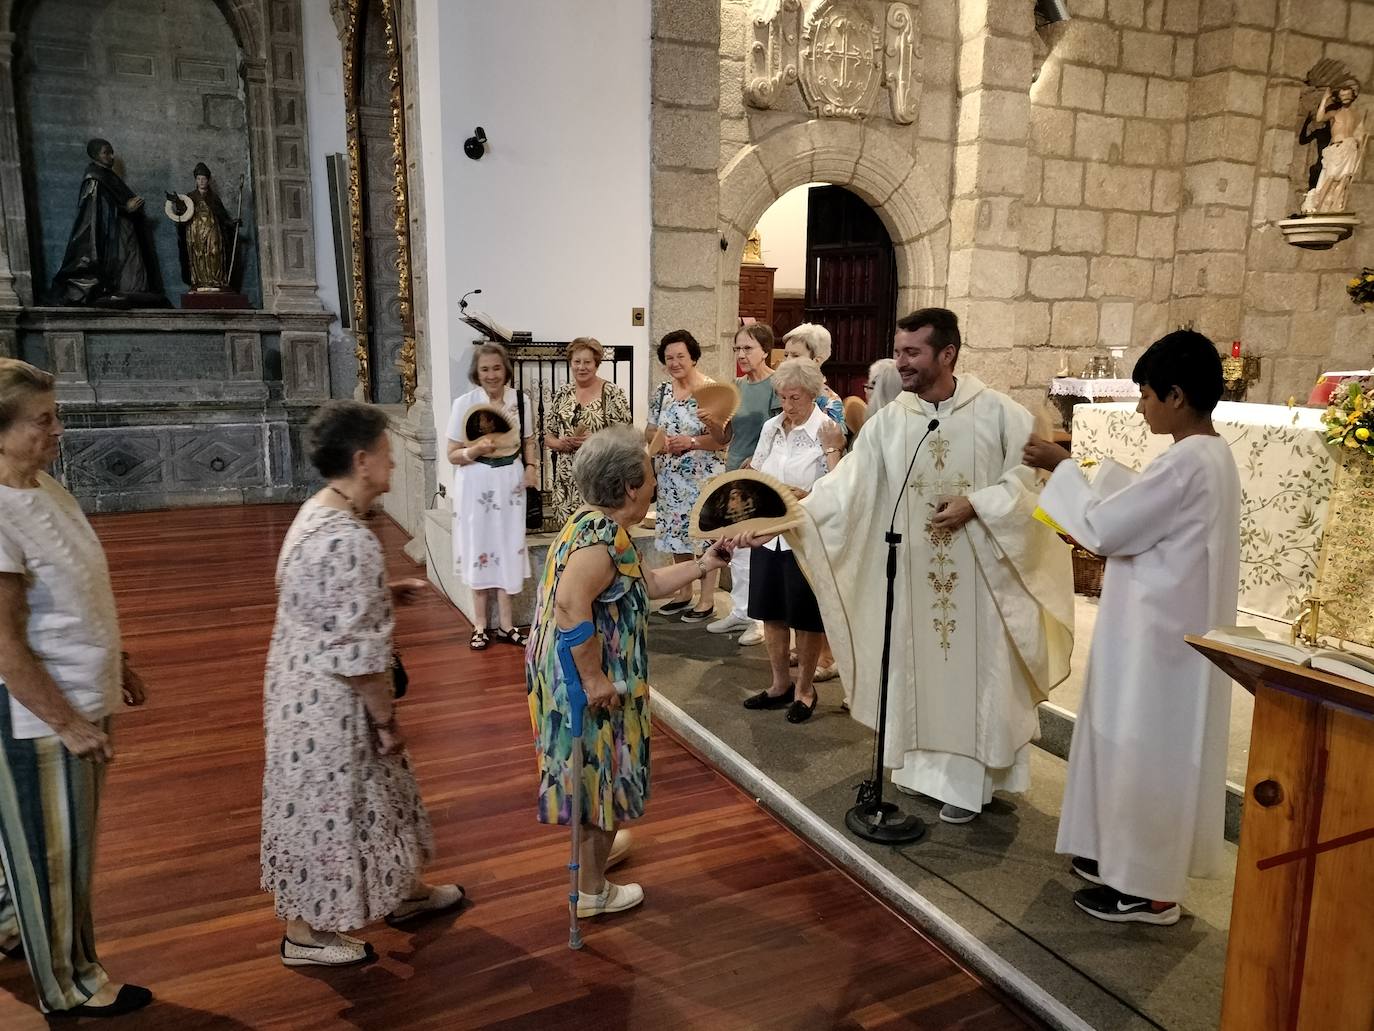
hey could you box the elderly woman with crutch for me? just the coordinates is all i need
[525,426,732,930]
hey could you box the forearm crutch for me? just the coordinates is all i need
[555,620,595,950]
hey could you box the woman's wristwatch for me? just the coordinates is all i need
[694,555,708,576]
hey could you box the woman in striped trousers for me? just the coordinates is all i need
[0,359,151,1019]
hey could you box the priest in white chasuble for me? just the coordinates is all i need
[790,308,1074,824]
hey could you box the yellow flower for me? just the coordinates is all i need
[1347,435,1361,448]
[1352,278,1363,288]
[1359,428,1372,441]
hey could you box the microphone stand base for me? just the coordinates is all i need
[845,801,928,844]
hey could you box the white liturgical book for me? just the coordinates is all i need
[1203,626,1374,688]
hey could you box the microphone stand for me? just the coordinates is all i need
[845,416,940,844]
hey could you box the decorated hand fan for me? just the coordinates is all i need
[647,426,667,458]
[692,382,741,425]
[689,469,805,540]
[461,403,520,458]
[843,396,867,436]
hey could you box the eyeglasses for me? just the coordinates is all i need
[863,382,876,392]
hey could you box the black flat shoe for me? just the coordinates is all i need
[49,984,153,1019]
[743,686,794,710]
[786,696,818,723]
[659,599,692,615]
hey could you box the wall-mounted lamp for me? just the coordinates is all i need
[464,127,487,160]
[1035,0,1071,22]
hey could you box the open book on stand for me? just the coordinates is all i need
[1203,626,1374,688]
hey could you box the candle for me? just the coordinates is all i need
[1231,340,1242,358]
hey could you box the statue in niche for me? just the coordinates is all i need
[50,138,166,307]
[164,162,241,294]
[1301,78,1367,215]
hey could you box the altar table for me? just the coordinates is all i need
[1070,401,1334,622]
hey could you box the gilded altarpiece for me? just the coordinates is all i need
[1315,456,1374,648]
[340,0,416,406]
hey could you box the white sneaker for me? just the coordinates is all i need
[738,622,765,646]
[576,881,644,918]
[707,612,754,634]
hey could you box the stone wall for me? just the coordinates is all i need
[647,0,1374,417]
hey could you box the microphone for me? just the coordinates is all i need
[459,288,482,311]
[887,418,940,535]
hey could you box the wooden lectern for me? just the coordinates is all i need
[1187,636,1374,1031]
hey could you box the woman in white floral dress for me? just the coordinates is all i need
[645,330,729,620]
[261,401,463,968]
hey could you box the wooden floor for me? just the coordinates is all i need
[0,504,1033,1030]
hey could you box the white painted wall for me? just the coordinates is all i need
[753,183,814,293]
[301,0,346,325]
[415,0,653,452]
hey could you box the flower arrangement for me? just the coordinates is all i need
[1347,269,1374,310]
[1323,377,1374,456]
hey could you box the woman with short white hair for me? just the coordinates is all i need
[865,358,903,420]
[781,323,845,426]
[740,359,844,724]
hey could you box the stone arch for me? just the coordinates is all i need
[713,120,950,370]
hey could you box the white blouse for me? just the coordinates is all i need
[0,473,122,739]
[751,406,832,552]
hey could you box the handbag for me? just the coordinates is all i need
[516,388,543,531]
[391,650,408,699]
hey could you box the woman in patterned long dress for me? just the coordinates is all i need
[262,401,463,969]
[446,343,538,651]
[525,426,733,917]
[644,330,728,621]
[545,337,632,526]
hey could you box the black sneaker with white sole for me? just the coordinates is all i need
[1073,885,1180,925]
[1070,856,1103,885]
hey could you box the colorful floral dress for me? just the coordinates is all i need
[648,380,724,555]
[526,510,650,830]
[548,380,632,526]
[260,502,434,930]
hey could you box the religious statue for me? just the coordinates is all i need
[1301,79,1367,215]
[50,138,165,307]
[743,227,764,265]
[164,163,241,292]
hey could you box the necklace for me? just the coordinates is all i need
[328,484,361,517]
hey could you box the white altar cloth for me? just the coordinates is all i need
[1070,401,1334,621]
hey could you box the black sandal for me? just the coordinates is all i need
[491,626,529,647]
[470,629,490,651]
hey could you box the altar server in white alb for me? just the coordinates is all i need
[1023,330,1239,925]
[792,308,1074,824]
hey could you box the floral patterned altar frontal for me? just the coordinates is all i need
[1070,401,1334,622]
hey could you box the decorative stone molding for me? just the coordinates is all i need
[744,0,921,124]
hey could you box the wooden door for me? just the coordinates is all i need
[804,186,896,399]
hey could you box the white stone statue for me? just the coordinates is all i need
[1302,79,1367,215]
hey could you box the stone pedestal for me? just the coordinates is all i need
[1276,215,1359,250]
[18,307,331,512]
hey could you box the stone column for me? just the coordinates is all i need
[649,0,722,374]
[0,31,29,308]
[1170,0,1265,375]
[945,0,1034,398]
